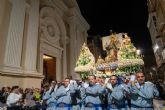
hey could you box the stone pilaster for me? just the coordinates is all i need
[56,56,62,81]
[67,17,77,77]
[62,36,68,79]
[3,0,26,73]
[0,0,5,25]
[0,0,10,67]
[23,0,40,74]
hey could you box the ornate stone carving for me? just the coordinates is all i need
[47,25,55,37]
[40,7,60,44]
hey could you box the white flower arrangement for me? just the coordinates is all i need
[117,59,144,69]
[75,66,96,72]
[75,43,95,73]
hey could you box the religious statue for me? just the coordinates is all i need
[105,33,118,62]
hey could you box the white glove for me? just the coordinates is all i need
[48,86,53,93]
[83,82,89,88]
[105,78,110,84]
[73,80,77,85]
[106,83,113,90]
[135,82,140,89]
[130,75,136,81]
[70,80,74,84]
[54,85,58,92]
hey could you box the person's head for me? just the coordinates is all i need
[100,76,106,84]
[2,86,8,92]
[51,80,57,87]
[75,79,82,85]
[88,75,96,86]
[43,84,49,92]
[18,88,23,94]
[110,75,118,86]
[96,77,101,83]
[64,77,70,87]
[136,72,145,85]
[11,86,19,94]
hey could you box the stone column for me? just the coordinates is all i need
[67,17,76,77]
[23,0,40,74]
[3,0,26,73]
[0,0,9,67]
[56,55,62,81]
[76,29,82,58]
[62,36,68,79]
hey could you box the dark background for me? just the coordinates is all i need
[77,0,156,67]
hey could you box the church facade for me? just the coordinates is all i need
[0,0,89,88]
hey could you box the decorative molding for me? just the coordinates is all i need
[40,38,63,58]
[62,0,81,13]
[0,65,44,78]
[52,0,68,12]
[40,16,60,44]
[40,6,67,41]
[40,38,63,51]
[0,71,44,78]
[0,65,23,74]
[40,0,67,18]
[67,7,90,31]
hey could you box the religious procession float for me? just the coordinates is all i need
[75,33,144,79]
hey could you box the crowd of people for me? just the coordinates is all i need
[0,72,164,110]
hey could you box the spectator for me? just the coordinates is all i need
[6,86,22,110]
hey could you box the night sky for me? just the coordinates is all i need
[76,0,153,56]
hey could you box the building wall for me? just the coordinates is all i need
[147,0,165,79]
[0,0,89,88]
